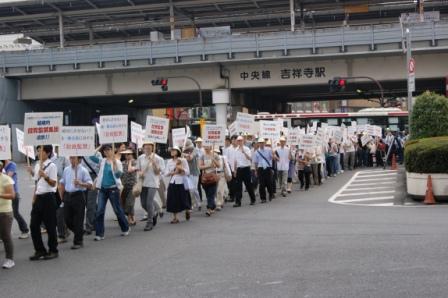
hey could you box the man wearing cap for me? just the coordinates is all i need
[137,141,165,231]
[59,156,93,249]
[275,136,290,197]
[253,138,274,203]
[233,136,256,207]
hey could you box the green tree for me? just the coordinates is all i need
[410,91,448,139]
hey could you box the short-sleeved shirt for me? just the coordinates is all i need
[201,153,220,174]
[60,165,93,193]
[4,162,18,193]
[34,159,58,195]
[276,146,290,171]
[137,154,165,188]
[254,148,273,169]
[0,174,14,213]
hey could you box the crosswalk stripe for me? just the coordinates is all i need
[335,196,394,203]
[338,190,395,197]
[348,181,395,186]
[344,186,394,191]
[354,177,396,182]
[354,173,397,178]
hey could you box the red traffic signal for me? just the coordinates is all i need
[338,79,346,87]
[328,77,346,93]
[151,78,168,91]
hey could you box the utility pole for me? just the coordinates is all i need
[405,27,413,135]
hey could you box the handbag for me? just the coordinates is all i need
[201,171,219,185]
[132,177,143,197]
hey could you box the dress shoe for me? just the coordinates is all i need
[29,251,47,261]
[44,252,59,260]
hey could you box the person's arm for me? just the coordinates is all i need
[182,159,190,176]
[243,147,251,161]
[113,160,123,178]
[58,183,65,201]
[81,169,93,189]
[0,183,15,200]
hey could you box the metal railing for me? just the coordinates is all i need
[2,20,448,72]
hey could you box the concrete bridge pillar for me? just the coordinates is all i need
[212,89,230,127]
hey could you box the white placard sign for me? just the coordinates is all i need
[259,121,280,140]
[347,126,357,136]
[60,126,96,157]
[361,134,372,146]
[366,124,375,137]
[99,115,128,144]
[357,124,366,134]
[315,128,325,146]
[229,121,238,136]
[0,126,11,160]
[236,112,256,135]
[287,128,300,146]
[203,125,226,147]
[172,127,186,147]
[131,122,144,148]
[145,116,170,144]
[351,121,357,127]
[300,134,315,153]
[24,112,63,146]
[312,121,318,133]
[16,128,35,160]
[373,126,383,137]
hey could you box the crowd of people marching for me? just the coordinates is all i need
[0,128,406,269]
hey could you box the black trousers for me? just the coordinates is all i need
[298,169,311,190]
[64,192,86,245]
[30,193,58,254]
[257,168,273,201]
[235,167,256,204]
[227,175,236,201]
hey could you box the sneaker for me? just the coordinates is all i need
[44,252,59,260]
[94,236,104,241]
[29,251,47,261]
[18,232,29,239]
[121,228,131,236]
[2,259,15,269]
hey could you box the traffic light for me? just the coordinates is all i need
[328,77,346,93]
[151,78,168,91]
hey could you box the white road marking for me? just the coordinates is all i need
[338,190,395,197]
[345,186,394,191]
[355,173,397,178]
[336,196,394,203]
[354,177,396,182]
[263,281,284,286]
[349,181,395,186]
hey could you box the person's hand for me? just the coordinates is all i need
[38,169,46,178]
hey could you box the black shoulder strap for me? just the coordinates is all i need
[256,150,272,168]
[82,157,97,176]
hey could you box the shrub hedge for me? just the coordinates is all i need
[405,136,448,173]
[410,91,448,140]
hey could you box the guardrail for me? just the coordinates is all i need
[2,20,448,72]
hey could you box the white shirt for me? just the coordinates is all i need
[137,153,165,188]
[34,159,58,195]
[234,146,252,168]
[276,146,290,171]
[225,146,238,172]
[343,139,355,153]
[164,158,190,184]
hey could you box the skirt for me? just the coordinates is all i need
[167,183,192,213]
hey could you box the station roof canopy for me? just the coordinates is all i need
[0,0,447,46]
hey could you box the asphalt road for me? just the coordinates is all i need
[1,165,448,298]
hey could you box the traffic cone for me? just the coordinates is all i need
[423,175,436,205]
[391,154,397,170]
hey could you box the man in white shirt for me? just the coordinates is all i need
[59,156,93,249]
[137,141,165,231]
[343,137,356,171]
[233,136,256,207]
[224,135,238,203]
[29,145,59,261]
[275,136,290,197]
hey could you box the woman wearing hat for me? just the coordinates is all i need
[165,147,191,224]
[120,149,138,226]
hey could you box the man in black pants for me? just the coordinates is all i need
[59,157,93,249]
[30,145,59,261]
[253,138,274,203]
[233,136,256,207]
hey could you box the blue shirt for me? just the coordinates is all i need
[102,162,117,189]
[254,148,273,169]
[4,162,18,193]
[60,165,93,193]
